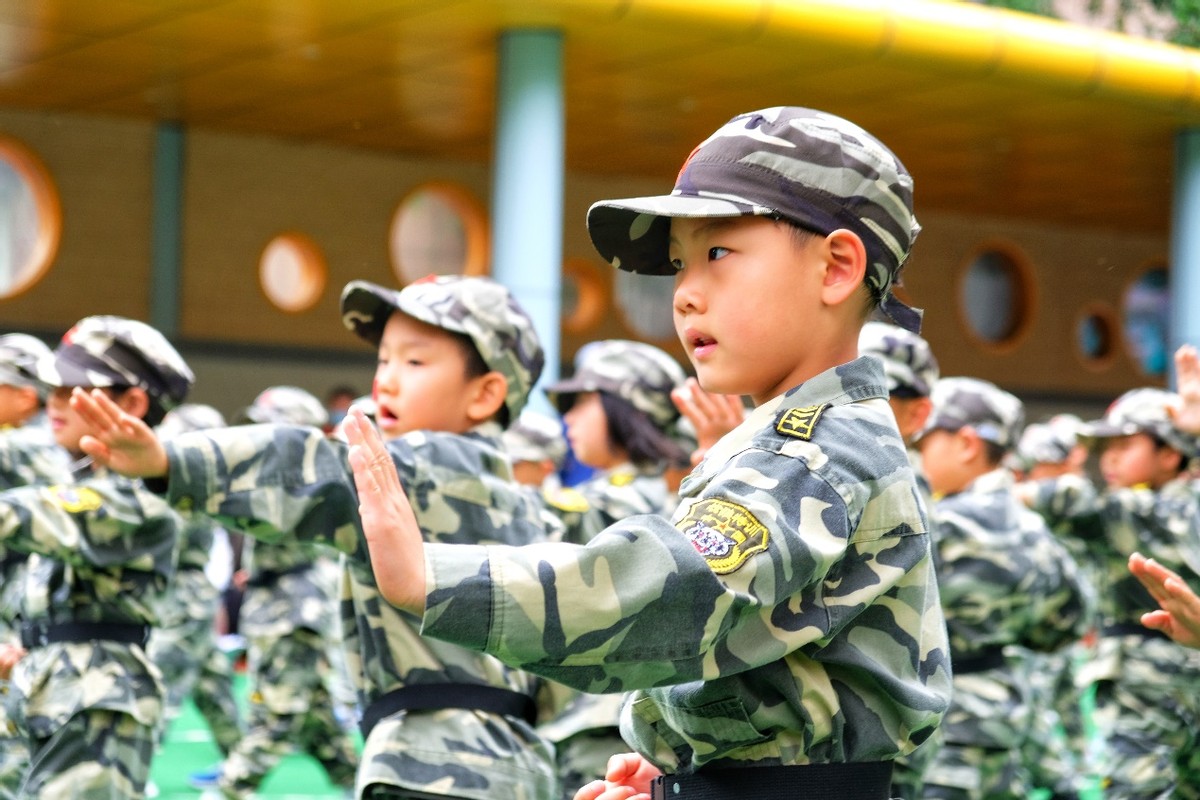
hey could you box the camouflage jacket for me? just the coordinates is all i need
[421,356,952,771]
[239,537,335,641]
[932,468,1090,750]
[0,460,180,735]
[545,462,671,545]
[1028,473,1200,631]
[163,421,559,798]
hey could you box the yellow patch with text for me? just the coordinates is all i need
[48,485,103,514]
[544,487,590,514]
[676,498,768,574]
[776,404,828,441]
[608,470,635,487]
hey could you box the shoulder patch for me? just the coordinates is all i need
[608,470,635,487]
[676,497,769,574]
[776,404,828,440]
[544,487,590,514]
[48,485,103,514]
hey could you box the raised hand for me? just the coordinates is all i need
[344,407,426,613]
[70,388,169,478]
[1169,345,1200,435]
[1130,552,1200,649]
[671,377,745,465]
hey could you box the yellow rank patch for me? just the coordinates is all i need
[48,485,103,514]
[608,470,635,487]
[676,498,768,574]
[776,404,828,440]
[544,487,590,514]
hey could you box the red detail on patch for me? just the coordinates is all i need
[61,325,79,344]
[675,142,704,184]
[412,274,439,285]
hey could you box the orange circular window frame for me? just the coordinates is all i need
[389,181,489,284]
[258,232,327,314]
[562,258,608,335]
[954,240,1037,354]
[1074,301,1119,372]
[0,136,62,299]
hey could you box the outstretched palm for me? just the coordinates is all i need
[69,388,170,478]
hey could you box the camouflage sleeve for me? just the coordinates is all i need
[0,428,71,490]
[1026,474,1104,536]
[0,476,177,572]
[422,448,924,693]
[165,422,383,558]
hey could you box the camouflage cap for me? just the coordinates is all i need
[1082,388,1200,458]
[36,316,193,422]
[0,333,53,397]
[918,376,1025,451]
[237,385,328,428]
[157,403,227,440]
[502,410,568,467]
[858,321,939,397]
[586,106,922,331]
[1013,414,1083,468]
[545,339,686,432]
[341,275,544,425]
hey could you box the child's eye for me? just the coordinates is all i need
[708,247,729,261]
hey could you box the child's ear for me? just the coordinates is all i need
[820,229,868,307]
[466,371,508,424]
[115,386,151,420]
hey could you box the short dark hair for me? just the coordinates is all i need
[599,392,688,468]
[449,330,509,428]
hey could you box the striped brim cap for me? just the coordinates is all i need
[587,106,922,331]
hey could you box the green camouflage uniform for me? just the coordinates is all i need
[154,276,560,800]
[5,316,192,800]
[915,377,1090,800]
[537,339,687,797]
[419,356,951,778]
[858,320,944,799]
[1028,388,1200,799]
[147,404,243,759]
[0,335,73,800]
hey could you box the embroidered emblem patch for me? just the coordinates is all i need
[608,471,635,487]
[544,487,590,514]
[48,485,103,514]
[776,404,828,440]
[676,498,768,574]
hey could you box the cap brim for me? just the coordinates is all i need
[587,194,759,276]
[35,352,119,389]
[1079,420,1136,440]
[341,282,401,346]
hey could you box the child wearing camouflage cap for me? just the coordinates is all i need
[914,377,1090,799]
[0,315,192,799]
[1024,368,1200,798]
[535,339,688,797]
[73,276,561,800]
[341,106,952,800]
[502,409,569,489]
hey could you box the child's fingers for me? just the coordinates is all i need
[77,435,112,463]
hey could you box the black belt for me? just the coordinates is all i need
[360,683,538,739]
[1102,623,1169,642]
[246,564,310,587]
[650,762,894,800]
[20,621,150,649]
[951,648,1007,675]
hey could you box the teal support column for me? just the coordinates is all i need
[150,122,185,338]
[491,30,564,405]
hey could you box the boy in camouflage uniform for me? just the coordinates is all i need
[0,333,71,800]
[146,405,244,772]
[914,377,1090,799]
[1025,383,1200,798]
[74,276,560,800]
[536,339,688,798]
[856,321,941,800]
[344,106,953,800]
[3,316,191,799]
[209,385,358,798]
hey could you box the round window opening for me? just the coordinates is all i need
[959,249,1030,345]
[1076,306,1116,367]
[614,270,676,342]
[1122,266,1169,378]
[390,183,487,284]
[259,233,326,313]
[0,138,61,299]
